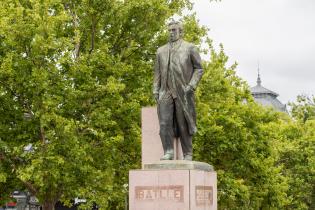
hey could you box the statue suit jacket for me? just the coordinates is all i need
[153,39,203,135]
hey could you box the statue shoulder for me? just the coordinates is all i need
[182,41,197,50]
[156,44,169,54]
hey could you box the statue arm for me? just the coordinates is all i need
[153,53,161,96]
[188,46,204,90]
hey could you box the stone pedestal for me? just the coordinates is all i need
[141,107,183,167]
[129,107,217,209]
[129,161,217,210]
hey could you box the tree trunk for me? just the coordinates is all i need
[42,201,55,210]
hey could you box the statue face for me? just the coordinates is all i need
[168,24,181,42]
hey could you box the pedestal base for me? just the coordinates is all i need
[144,160,214,172]
[129,162,217,210]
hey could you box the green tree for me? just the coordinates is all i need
[289,95,315,123]
[276,96,315,209]
[194,44,291,209]
[0,0,207,209]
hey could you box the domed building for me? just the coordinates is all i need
[250,72,287,112]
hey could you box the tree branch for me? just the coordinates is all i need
[3,152,39,195]
[65,2,81,59]
[40,125,46,144]
[21,180,38,195]
[89,15,96,54]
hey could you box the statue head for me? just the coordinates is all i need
[168,20,183,42]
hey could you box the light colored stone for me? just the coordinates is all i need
[130,107,217,209]
[129,169,217,210]
[141,107,183,168]
[190,170,218,210]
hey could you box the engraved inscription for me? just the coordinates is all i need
[195,186,213,206]
[135,185,184,202]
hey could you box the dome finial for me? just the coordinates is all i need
[257,61,262,86]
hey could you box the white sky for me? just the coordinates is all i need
[192,0,315,104]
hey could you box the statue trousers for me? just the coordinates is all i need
[158,97,192,156]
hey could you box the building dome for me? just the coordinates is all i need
[250,71,287,112]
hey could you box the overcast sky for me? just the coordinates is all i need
[192,0,315,104]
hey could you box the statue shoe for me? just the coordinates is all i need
[183,154,192,161]
[160,153,174,160]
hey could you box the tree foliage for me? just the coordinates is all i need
[194,44,290,209]
[278,97,315,210]
[193,43,314,209]
[289,95,315,123]
[0,0,205,209]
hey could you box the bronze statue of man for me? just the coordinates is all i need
[153,21,204,161]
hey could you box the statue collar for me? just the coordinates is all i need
[169,39,183,51]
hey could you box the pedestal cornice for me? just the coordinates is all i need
[144,160,214,172]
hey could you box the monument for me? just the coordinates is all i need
[129,21,217,210]
[152,21,203,161]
